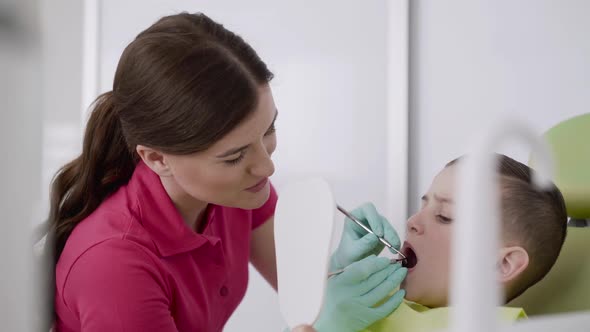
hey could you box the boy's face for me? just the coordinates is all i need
[401,165,456,308]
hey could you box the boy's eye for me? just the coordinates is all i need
[437,215,453,224]
[264,123,276,136]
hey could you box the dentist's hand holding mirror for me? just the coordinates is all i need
[275,179,407,332]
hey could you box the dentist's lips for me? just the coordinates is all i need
[246,178,268,193]
[401,242,418,269]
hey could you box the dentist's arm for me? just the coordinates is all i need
[63,240,179,332]
[250,216,278,290]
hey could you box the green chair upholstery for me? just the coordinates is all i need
[509,113,590,315]
[509,227,590,315]
[542,113,590,219]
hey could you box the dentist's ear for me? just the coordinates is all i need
[136,145,173,177]
[497,246,529,283]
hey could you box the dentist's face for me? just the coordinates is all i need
[401,165,456,308]
[161,85,278,210]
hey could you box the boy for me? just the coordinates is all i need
[364,154,568,331]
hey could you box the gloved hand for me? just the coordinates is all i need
[330,203,401,271]
[314,255,407,332]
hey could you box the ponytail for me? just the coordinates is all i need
[48,91,137,262]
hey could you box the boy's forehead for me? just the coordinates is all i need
[428,166,456,201]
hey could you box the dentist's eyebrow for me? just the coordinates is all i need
[215,109,278,158]
[216,145,249,158]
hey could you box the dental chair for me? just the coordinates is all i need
[508,113,590,315]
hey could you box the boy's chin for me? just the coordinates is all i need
[401,280,418,302]
[401,284,448,308]
[410,295,449,308]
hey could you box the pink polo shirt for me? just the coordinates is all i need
[55,161,277,332]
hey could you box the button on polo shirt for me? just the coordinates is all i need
[54,161,277,332]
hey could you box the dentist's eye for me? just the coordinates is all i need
[224,151,246,166]
[437,215,453,224]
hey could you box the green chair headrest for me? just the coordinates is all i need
[513,113,590,315]
[508,227,590,315]
[532,113,590,219]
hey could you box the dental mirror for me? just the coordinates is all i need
[274,177,336,329]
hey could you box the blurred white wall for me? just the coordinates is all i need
[408,0,590,213]
[39,0,84,219]
[0,0,41,330]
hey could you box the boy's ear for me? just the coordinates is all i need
[497,246,529,283]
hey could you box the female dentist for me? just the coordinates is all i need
[48,12,406,332]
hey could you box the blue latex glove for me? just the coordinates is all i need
[314,255,407,332]
[330,203,402,271]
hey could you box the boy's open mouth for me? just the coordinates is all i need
[401,242,418,269]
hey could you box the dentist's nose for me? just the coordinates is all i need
[249,144,275,178]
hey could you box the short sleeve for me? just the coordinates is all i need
[61,239,179,332]
[251,182,277,229]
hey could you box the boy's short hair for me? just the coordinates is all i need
[446,154,568,301]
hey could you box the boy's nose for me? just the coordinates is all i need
[407,213,425,235]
